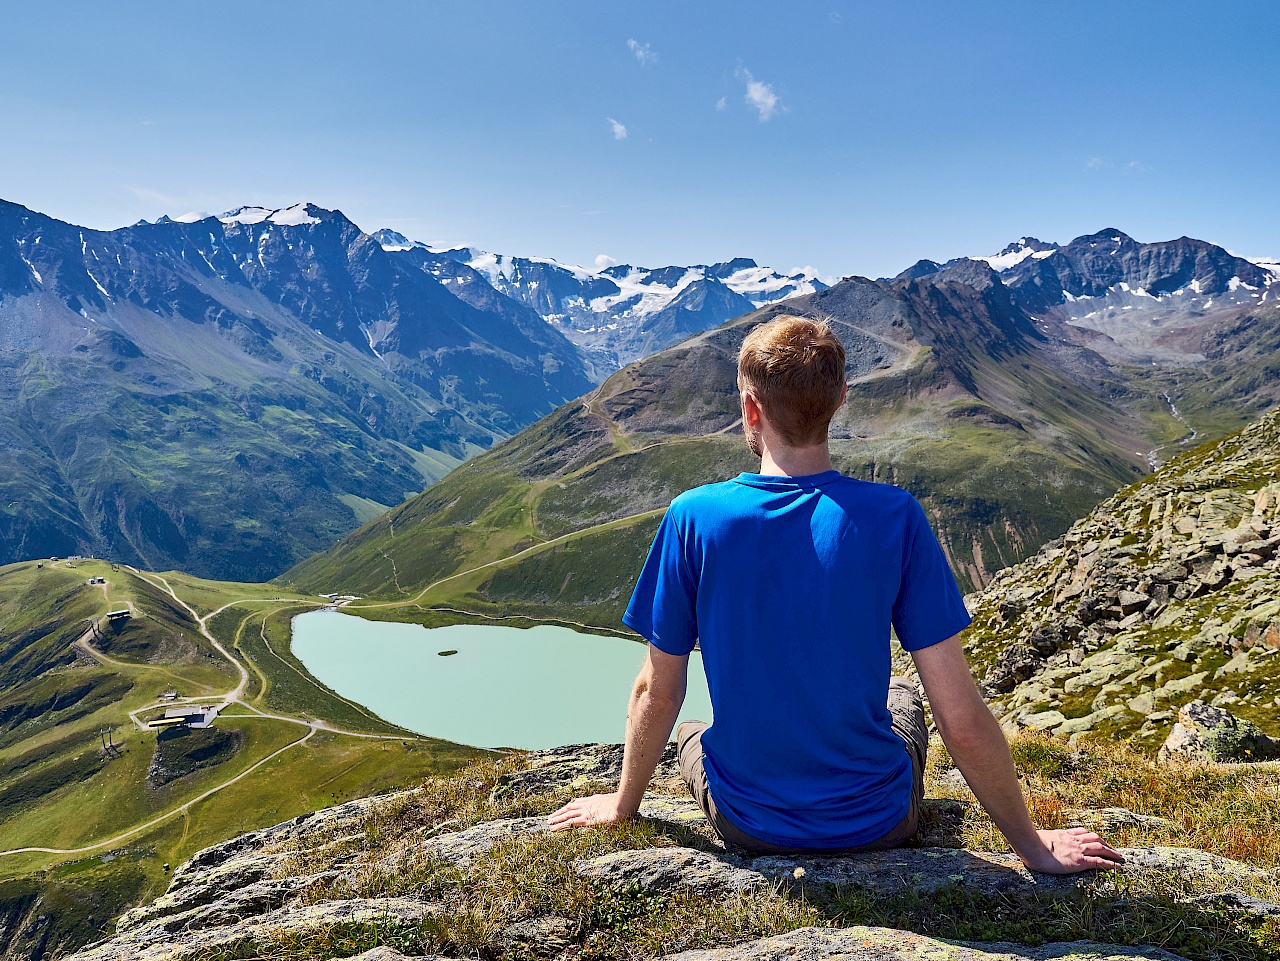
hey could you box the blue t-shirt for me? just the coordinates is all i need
[623,470,971,849]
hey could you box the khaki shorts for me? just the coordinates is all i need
[676,676,927,856]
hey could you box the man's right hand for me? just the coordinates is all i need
[1019,827,1125,874]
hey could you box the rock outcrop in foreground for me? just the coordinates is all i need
[64,744,1278,961]
[962,406,1280,748]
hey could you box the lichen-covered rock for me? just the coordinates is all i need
[398,796,709,871]
[1068,808,1173,832]
[960,410,1280,745]
[349,949,438,961]
[492,742,682,799]
[1186,891,1280,918]
[498,915,576,951]
[419,816,551,866]
[1157,700,1280,763]
[661,924,1187,960]
[66,897,441,961]
[58,745,1267,961]
[575,844,1264,900]
[578,847,766,895]
[115,791,412,935]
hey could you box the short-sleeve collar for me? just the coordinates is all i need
[732,469,844,491]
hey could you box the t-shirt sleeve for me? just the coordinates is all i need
[892,497,972,652]
[622,508,698,656]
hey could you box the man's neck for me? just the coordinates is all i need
[759,442,836,478]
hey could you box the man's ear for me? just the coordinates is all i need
[740,388,763,427]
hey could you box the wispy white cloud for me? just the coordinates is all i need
[715,96,727,111]
[627,39,657,66]
[595,254,619,270]
[607,117,628,140]
[1086,157,1150,173]
[736,67,781,121]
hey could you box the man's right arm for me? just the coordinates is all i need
[911,635,1124,874]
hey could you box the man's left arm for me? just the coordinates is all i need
[548,644,688,829]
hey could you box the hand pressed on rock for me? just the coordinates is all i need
[1022,827,1125,874]
[547,792,634,831]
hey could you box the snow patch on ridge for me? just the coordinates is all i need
[977,238,1059,271]
[219,204,321,227]
[980,246,1038,270]
[19,255,42,285]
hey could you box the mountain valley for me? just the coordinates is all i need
[286,230,1280,626]
[3,215,1280,958]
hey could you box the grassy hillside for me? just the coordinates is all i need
[0,557,482,957]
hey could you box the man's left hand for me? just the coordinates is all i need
[547,792,633,831]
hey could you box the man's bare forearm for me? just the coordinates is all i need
[615,674,683,814]
[935,702,1042,859]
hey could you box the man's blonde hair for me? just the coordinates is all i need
[737,315,846,447]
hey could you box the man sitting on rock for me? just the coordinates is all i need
[549,315,1122,873]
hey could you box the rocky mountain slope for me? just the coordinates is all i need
[285,232,1280,625]
[909,229,1280,375]
[963,405,1280,749]
[59,742,1280,961]
[373,230,828,370]
[0,200,593,579]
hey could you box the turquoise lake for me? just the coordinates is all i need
[291,610,713,750]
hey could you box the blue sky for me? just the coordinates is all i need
[2,1,1276,278]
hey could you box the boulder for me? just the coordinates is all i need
[984,643,1043,694]
[578,847,765,896]
[661,924,1186,960]
[575,844,1262,901]
[65,898,441,961]
[1157,701,1280,763]
[1117,590,1151,615]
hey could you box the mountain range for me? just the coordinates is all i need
[371,229,828,371]
[285,229,1280,623]
[4,198,1276,589]
[0,200,596,580]
[0,200,845,581]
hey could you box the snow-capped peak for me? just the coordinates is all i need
[371,228,430,252]
[377,226,830,368]
[1245,256,1280,285]
[977,237,1058,271]
[219,203,323,227]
